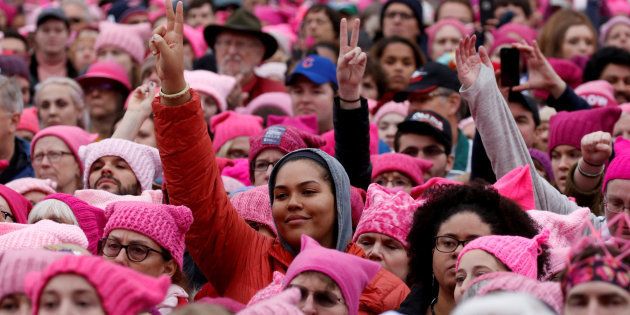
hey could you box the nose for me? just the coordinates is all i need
[558,155,571,170]
[287,193,302,211]
[367,244,384,262]
[300,294,317,315]
[264,166,273,183]
[48,104,58,115]
[112,247,129,266]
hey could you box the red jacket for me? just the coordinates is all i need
[152,91,409,314]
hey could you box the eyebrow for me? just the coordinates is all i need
[275,180,321,190]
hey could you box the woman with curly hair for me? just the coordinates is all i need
[400,183,547,315]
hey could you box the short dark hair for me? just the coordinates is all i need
[495,0,532,18]
[407,183,548,294]
[583,47,630,82]
[303,4,341,39]
[1,29,28,52]
[188,0,212,11]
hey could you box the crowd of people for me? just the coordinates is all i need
[0,0,628,314]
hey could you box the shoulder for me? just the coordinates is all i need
[360,268,411,314]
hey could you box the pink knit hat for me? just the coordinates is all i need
[76,60,132,92]
[210,112,264,152]
[240,288,302,315]
[599,15,630,46]
[0,220,89,251]
[31,126,98,173]
[373,101,409,126]
[463,272,563,314]
[350,186,366,228]
[183,24,208,58]
[17,107,39,135]
[79,138,163,191]
[222,175,245,193]
[248,271,285,306]
[44,193,105,255]
[249,125,326,164]
[103,201,193,269]
[267,115,319,135]
[527,207,590,249]
[410,177,462,199]
[548,107,622,154]
[184,70,236,113]
[5,177,56,200]
[371,153,432,186]
[457,230,550,279]
[575,80,618,108]
[492,23,538,44]
[94,21,148,64]
[545,247,570,280]
[283,235,381,315]
[535,58,583,100]
[222,158,252,186]
[353,184,423,248]
[0,249,67,300]
[25,255,170,315]
[230,185,277,237]
[426,19,473,55]
[241,92,293,116]
[603,137,630,192]
[0,184,31,224]
[492,165,535,211]
[74,189,163,210]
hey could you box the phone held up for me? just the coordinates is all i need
[500,47,520,87]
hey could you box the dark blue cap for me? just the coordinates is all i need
[287,55,338,90]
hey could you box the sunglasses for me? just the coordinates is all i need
[286,284,344,308]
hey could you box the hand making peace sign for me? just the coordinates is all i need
[337,18,367,102]
[149,0,186,95]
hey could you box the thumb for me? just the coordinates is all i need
[511,83,531,92]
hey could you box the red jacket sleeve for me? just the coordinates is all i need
[152,91,266,293]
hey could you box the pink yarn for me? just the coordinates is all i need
[94,21,149,64]
[249,125,326,165]
[230,185,277,237]
[457,230,550,279]
[210,112,264,153]
[0,249,67,300]
[222,176,246,193]
[103,201,193,269]
[575,80,618,108]
[239,288,302,314]
[31,126,98,173]
[183,24,208,58]
[373,101,409,126]
[282,235,381,315]
[603,137,630,192]
[222,158,252,186]
[247,271,285,306]
[25,255,170,315]
[77,60,132,91]
[548,106,622,154]
[17,107,39,135]
[0,220,89,251]
[74,189,163,210]
[350,186,366,228]
[410,177,461,199]
[371,153,432,186]
[353,184,423,248]
[528,207,591,250]
[267,115,319,135]
[184,70,236,113]
[5,177,57,196]
[492,165,535,211]
[242,92,293,116]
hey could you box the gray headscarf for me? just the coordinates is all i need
[268,149,353,255]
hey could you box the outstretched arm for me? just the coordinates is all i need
[112,83,157,140]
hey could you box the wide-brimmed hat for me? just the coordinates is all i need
[204,9,278,61]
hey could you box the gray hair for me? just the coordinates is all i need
[0,75,24,114]
[34,77,85,109]
[28,199,79,225]
[61,0,93,23]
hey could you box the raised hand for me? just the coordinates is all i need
[149,0,185,94]
[455,34,492,90]
[581,131,612,167]
[337,18,366,102]
[127,82,158,115]
[511,41,566,98]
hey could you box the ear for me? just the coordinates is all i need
[446,93,461,117]
[163,259,177,277]
[8,113,20,133]
[445,154,454,172]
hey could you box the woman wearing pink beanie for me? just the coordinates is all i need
[211,111,264,159]
[5,177,57,205]
[353,184,423,281]
[183,70,236,122]
[0,184,31,223]
[30,126,97,195]
[230,185,277,238]
[426,18,473,61]
[371,153,432,193]
[599,15,630,52]
[25,255,170,315]
[373,101,409,150]
[99,201,193,312]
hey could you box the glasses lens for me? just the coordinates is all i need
[102,239,121,257]
[127,244,149,261]
[435,236,457,252]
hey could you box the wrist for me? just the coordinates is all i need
[160,78,186,94]
[579,157,604,173]
[337,88,360,101]
[549,77,566,99]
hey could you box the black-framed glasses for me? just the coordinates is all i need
[434,236,473,253]
[253,159,279,172]
[286,284,344,308]
[0,210,14,222]
[32,151,73,164]
[99,238,170,262]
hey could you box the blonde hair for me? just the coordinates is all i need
[28,199,78,225]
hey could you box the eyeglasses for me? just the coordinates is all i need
[0,210,14,222]
[99,238,170,262]
[215,38,261,51]
[253,160,279,172]
[434,236,473,253]
[604,199,630,214]
[32,151,73,164]
[374,176,413,188]
[286,284,344,308]
[384,11,415,20]
[401,145,446,158]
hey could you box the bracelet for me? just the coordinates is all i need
[577,161,604,178]
[338,96,361,103]
[581,158,603,168]
[160,83,190,99]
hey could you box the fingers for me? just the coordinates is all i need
[511,83,531,92]
[339,18,348,49]
[166,0,176,31]
[350,18,360,48]
[174,1,184,36]
[479,45,492,67]
[151,33,170,55]
[532,41,545,59]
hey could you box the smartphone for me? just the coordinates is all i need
[479,0,494,27]
[500,47,520,87]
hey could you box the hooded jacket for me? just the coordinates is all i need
[152,91,409,314]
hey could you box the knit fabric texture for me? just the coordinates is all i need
[548,106,622,154]
[25,255,170,315]
[241,92,293,117]
[353,184,423,248]
[31,126,98,173]
[527,208,590,249]
[0,249,67,300]
[103,201,193,269]
[372,101,409,125]
[0,184,32,224]
[79,138,162,191]
[575,80,618,107]
[371,153,432,186]
[267,115,319,135]
[492,165,535,211]
[249,125,326,166]
[184,70,235,113]
[603,137,630,192]
[230,185,277,237]
[44,193,106,255]
[457,230,550,279]
[0,220,88,251]
[17,107,39,135]
[210,111,264,152]
[74,189,163,210]
[5,177,57,196]
[94,21,148,64]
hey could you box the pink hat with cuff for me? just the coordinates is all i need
[74,189,163,210]
[230,185,277,237]
[267,115,319,135]
[210,112,264,152]
[0,184,31,224]
[5,177,56,197]
[371,153,432,186]
[79,138,162,192]
[373,101,409,126]
[353,184,423,248]
[457,230,550,279]
[222,158,252,186]
[599,15,630,46]
[76,60,132,92]
[0,249,67,301]
[575,80,618,108]
[603,136,630,192]
[283,235,381,315]
[249,125,326,167]
[25,255,170,315]
[184,70,236,113]
[103,201,193,269]
[94,21,148,64]
[31,126,98,173]
[0,220,88,251]
[241,92,293,117]
[548,106,622,154]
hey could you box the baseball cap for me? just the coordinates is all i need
[508,91,540,126]
[286,55,338,90]
[397,110,452,155]
[394,62,460,102]
[36,8,69,29]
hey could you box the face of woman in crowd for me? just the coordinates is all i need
[0,293,30,315]
[454,250,509,302]
[372,171,414,193]
[289,77,336,132]
[432,212,492,293]
[382,3,419,42]
[33,136,81,195]
[379,43,416,92]
[220,136,250,160]
[606,23,630,52]
[436,2,473,24]
[534,121,550,153]
[39,274,104,315]
[378,113,405,149]
[431,25,463,60]
[288,272,349,315]
[96,45,134,76]
[361,75,378,100]
[272,160,336,250]
[102,229,176,278]
[561,25,595,60]
[253,149,285,187]
[304,10,336,44]
[550,145,581,193]
[564,281,630,315]
[356,232,409,280]
[84,84,121,119]
[37,84,83,128]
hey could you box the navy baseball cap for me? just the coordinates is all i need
[397,110,452,155]
[394,62,460,102]
[286,55,338,90]
[36,8,69,29]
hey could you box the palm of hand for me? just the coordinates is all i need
[458,54,482,88]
